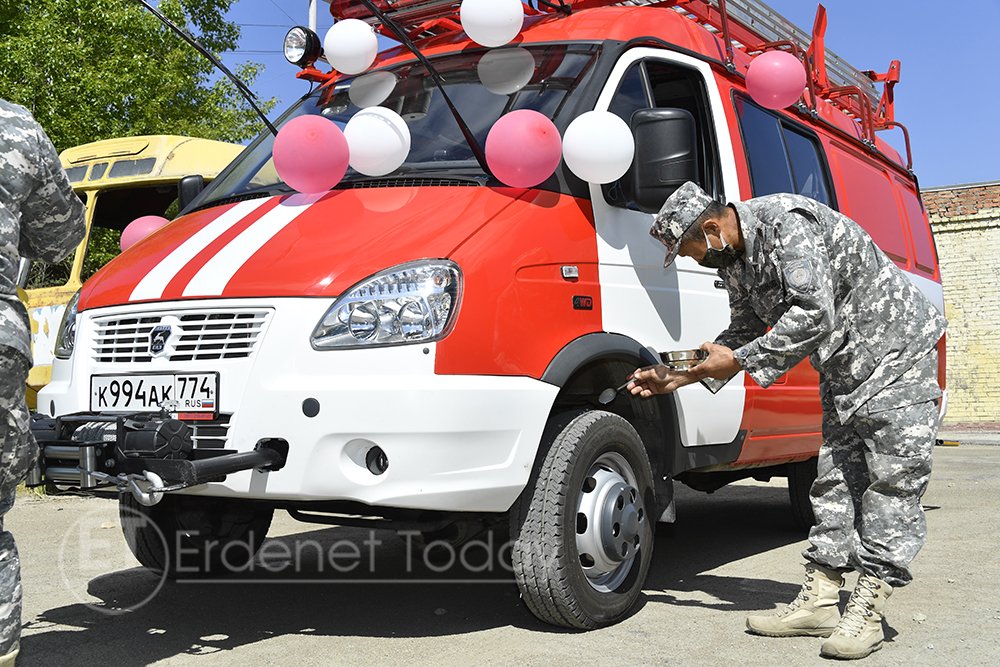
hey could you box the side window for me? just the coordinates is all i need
[603,63,652,208]
[735,96,833,206]
[608,62,650,123]
[783,127,831,203]
[603,59,718,208]
[646,61,721,199]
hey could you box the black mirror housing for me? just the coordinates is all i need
[624,108,700,214]
[177,174,206,213]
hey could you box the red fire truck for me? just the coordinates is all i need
[35,0,944,629]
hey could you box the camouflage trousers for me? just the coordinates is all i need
[0,349,33,656]
[804,349,939,588]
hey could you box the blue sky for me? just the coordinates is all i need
[221,1,999,188]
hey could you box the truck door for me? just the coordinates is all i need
[589,48,746,448]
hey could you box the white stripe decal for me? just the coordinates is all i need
[129,198,272,302]
[182,192,324,297]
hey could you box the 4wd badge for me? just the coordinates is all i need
[150,325,172,356]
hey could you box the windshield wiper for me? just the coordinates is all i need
[189,187,291,213]
[355,0,491,176]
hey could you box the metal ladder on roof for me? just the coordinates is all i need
[315,1,879,106]
[598,0,904,158]
[310,0,906,162]
[615,0,880,107]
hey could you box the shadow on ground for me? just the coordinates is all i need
[21,484,806,665]
[644,483,807,614]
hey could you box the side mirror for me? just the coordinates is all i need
[177,174,206,213]
[623,108,699,214]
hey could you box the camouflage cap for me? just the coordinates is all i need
[649,181,714,267]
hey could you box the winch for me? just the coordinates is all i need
[29,411,288,506]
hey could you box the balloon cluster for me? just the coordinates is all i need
[270,15,415,194]
[271,0,637,194]
[462,2,634,188]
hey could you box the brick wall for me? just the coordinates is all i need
[922,181,1000,426]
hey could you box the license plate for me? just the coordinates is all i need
[90,373,218,413]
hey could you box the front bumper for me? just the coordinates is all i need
[38,298,560,512]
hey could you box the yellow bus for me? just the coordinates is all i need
[19,135,243,408]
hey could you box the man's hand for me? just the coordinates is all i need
[626,343,743,399]
[687,342,742,381]
[627,365,697,397]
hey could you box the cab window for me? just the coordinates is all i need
[81,185,179,281]
[604,59,719,208]
[735,96,834,206]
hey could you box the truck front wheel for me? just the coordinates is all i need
[120,493,273,577]
[510,410,655,629]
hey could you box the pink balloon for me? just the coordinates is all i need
[120,215,169,252]
[273,115,350,194]
[486,110,562,188]
[746,50,807,110]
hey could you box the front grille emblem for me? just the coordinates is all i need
[150,325,172,357]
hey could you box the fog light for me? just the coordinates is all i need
[365,446,388,475]
[284,26,322,68]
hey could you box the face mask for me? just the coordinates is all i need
[698,230,740,269]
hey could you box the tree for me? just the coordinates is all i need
[0,0,275,150]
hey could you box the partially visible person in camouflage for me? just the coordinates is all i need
[1,98,86,666]
[629,181,946,661]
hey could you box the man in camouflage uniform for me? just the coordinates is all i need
[1,99,86,665]
[629,181,946,660]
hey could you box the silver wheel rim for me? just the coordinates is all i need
[575,451,645,592]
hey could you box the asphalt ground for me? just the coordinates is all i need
[7,442,1000,666]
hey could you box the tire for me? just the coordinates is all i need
[510,410,655,629]
[788,458,818,531]
[120,493,273,577]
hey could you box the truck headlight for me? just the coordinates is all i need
[311,260,462,349]
[54,290,81,359]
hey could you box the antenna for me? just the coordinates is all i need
[134,0,278,136]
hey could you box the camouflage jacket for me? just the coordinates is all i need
[707,193,947,424]
[0,99,86,363]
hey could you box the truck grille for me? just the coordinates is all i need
[91,309,272,364]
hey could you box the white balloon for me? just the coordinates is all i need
[562,111,636,184]
[477,47,535,95]
[344,107,411,177]
[349,71,398,108]
[324,19,378,75]
[460,0,524,48]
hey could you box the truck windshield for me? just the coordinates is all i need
[196,43,599,207]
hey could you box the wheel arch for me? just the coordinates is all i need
[540,332,680,507]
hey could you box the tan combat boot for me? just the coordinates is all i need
[747,563,845,637]
[0,649,18,667]
[820,574,893,660]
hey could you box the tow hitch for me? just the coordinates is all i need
[31,412,287,506]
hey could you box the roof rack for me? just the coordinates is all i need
[574,1,903,154]
[614,1,879,104]
[317,0,908,166]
